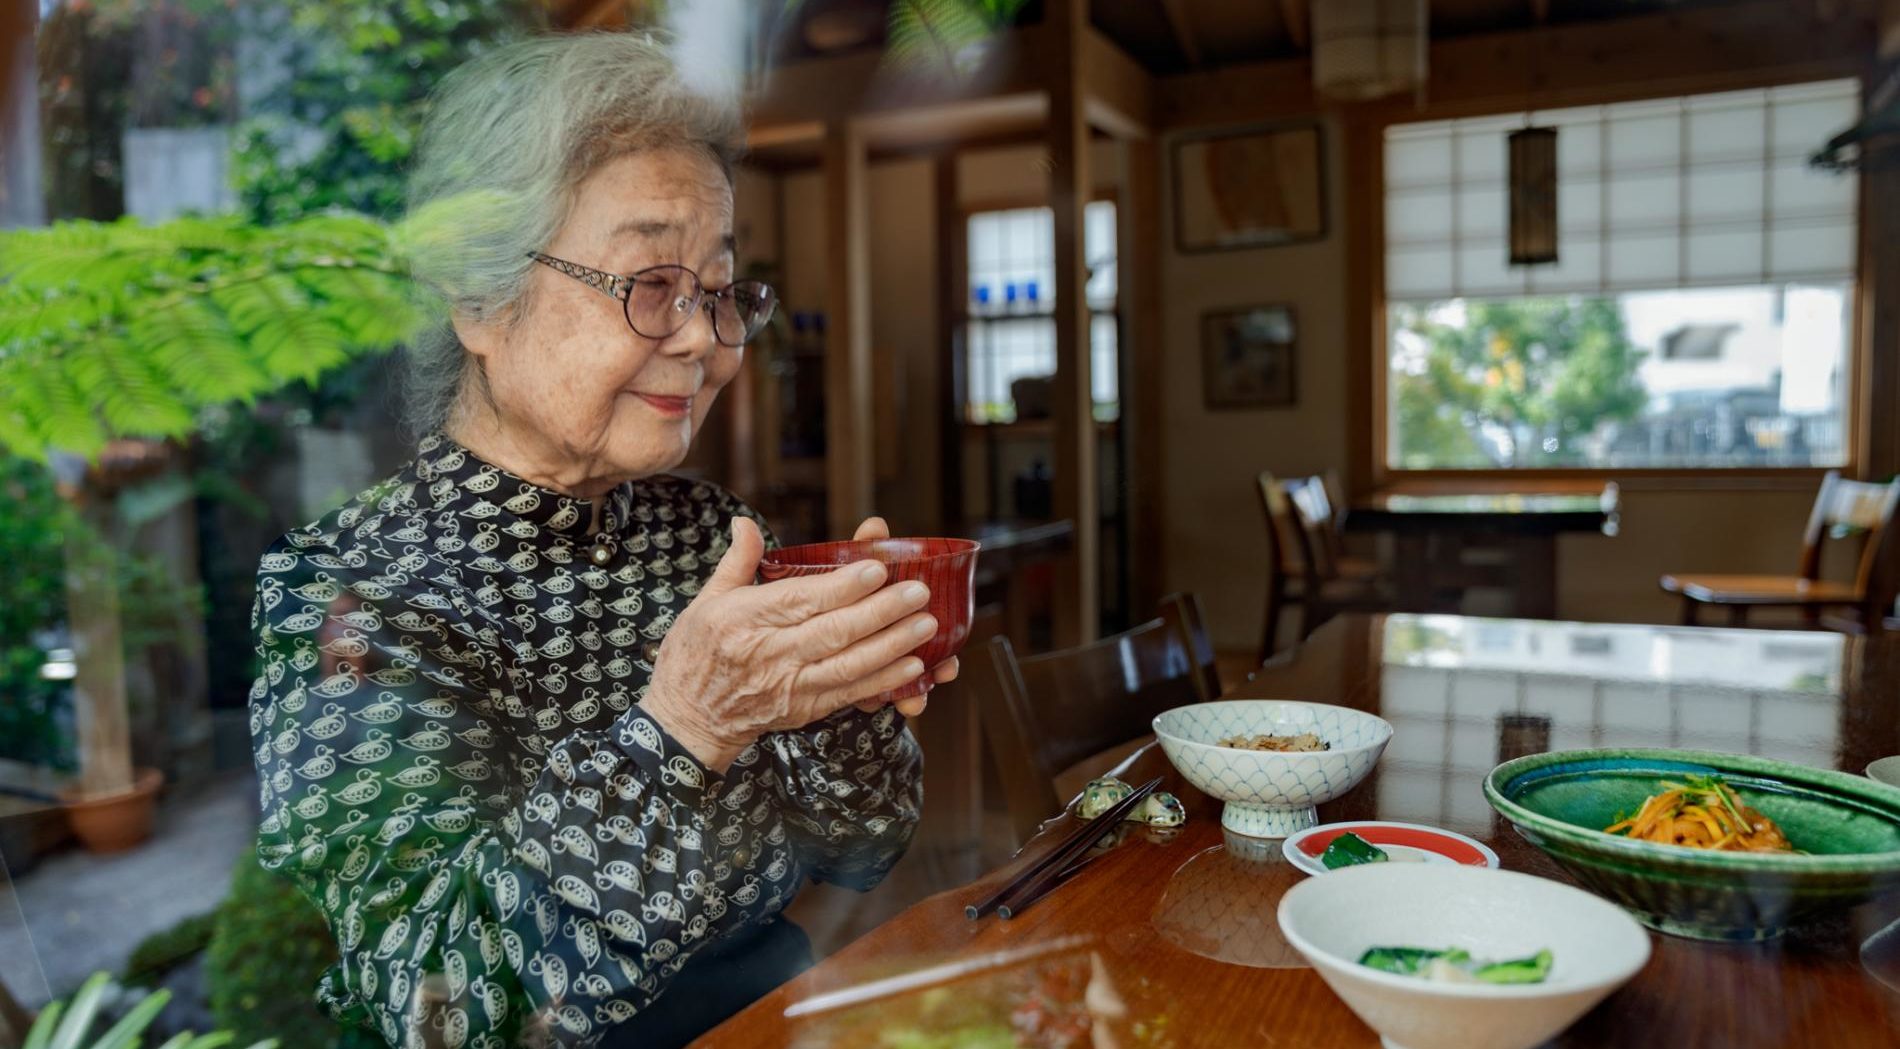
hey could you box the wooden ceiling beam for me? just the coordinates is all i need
[747,22,1051,131]
[1279,0,1311,50]
[1160,0,1203,66]
[1161,0,1873,130]
[1083,26,1157,139]
[545,0,631,30]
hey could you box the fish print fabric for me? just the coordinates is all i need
[249,433,923,1048]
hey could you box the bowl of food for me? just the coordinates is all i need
[1277,864,1651,1049]
[1151,700,1391,838]
[1484,748,1900,941]
[758,537,979,703]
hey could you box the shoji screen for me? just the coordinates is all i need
[1384,80,1860,302]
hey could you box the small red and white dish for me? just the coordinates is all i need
[1282,820,1499,877]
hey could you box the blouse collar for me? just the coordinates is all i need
[412,432,634,539]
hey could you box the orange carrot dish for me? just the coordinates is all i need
[1603,776,1795,853]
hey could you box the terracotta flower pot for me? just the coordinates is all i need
[61,767,164,854]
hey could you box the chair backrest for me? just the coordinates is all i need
[979,593,1221,844]
[1256,471,1303,581]
[1798,471,1900,595]
[1281,476,1340,581]
[1321,470,1351,540]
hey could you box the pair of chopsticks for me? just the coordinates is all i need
[966,776,1162,921]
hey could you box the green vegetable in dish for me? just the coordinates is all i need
[1357,946,1554,985]
[1358,946,1465,975]
[1320,832,1389,869]
[1471,950,1555,984]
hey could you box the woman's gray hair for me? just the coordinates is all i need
[399,31,744,435]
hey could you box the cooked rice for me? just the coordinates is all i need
[1215,732,1329,753]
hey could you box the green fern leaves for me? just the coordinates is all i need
[884,0,1029,79]
[0,212,422,460]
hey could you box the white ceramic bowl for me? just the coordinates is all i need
[1151,700,1392,838]
[1277,864,1652,1049]
[1868,755,1900,788]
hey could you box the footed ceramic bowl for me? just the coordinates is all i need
[1485,748,1900,941]
[1278,864,1651,1049]
[1152,700,1391,838]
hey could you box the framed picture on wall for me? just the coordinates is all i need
[1202,306,1297,409]
[1173,121,1326,252]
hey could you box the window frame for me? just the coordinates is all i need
[957,193,1122,426]
[1361,75,1869,493]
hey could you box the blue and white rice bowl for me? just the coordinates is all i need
[1153,700,1393,838]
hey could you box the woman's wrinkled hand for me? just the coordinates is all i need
[850,516,958,719]
[641,516,938,772]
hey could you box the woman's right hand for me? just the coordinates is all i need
[640,516,935,772]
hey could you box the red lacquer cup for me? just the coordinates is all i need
[758,537,980,702]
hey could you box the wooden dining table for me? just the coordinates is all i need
[697,613,1900,1048]
[1348,490,1618,619]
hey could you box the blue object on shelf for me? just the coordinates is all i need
[1025,280,1039,302]
[1005,283,1018,304]
[974,285,991,305]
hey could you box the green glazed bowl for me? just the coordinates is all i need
[1484,748,1900,942]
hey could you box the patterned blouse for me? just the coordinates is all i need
[249,433,923,1048]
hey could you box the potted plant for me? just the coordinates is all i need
[0,447,207,853]
[55,441,192,852]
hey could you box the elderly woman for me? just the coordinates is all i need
[250,32,951,1049]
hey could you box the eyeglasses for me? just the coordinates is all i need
[527,251,777,348]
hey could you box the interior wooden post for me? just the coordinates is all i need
[935,152,966,526]
[1865,168,1900,484]
[1343,117,1381,498]
[1048,0,1099,645]
[823,120,875,538]
[1866,6,1900,484]
[1858,7,1900,626]
[1120,137,1165,616]
[1,0,44,228]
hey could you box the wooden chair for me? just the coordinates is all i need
[1284,476,1383,583]
[1257,471,1307,662]
[1661,471,1900,629]
[979,593,1221,845]
[1258,472,1390,659]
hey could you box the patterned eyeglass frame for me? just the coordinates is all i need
[525,251,773,347]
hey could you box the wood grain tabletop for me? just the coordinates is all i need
[695,614,1900,1048]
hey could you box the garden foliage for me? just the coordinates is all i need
[0,213,422,460]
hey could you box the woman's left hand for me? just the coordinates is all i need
[852,517,958,718]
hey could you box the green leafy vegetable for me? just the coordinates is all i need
[1472,949,1554,985]
[1357,946,1464,976]
[1320,832,1389,869]
[1357,946,1553,985]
